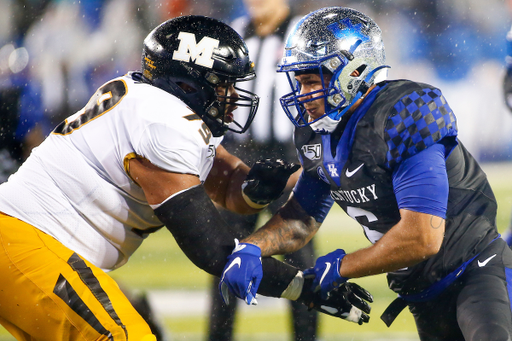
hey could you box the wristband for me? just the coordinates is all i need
[241,187,269,209]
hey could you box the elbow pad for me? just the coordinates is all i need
[153,185,299,297]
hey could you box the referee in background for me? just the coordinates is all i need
[207,1,318,341]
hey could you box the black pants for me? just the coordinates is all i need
[207,194,318,341]
[409,238,512,341]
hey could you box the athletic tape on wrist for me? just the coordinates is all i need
[241,190,269,209]
[280,270,304,301]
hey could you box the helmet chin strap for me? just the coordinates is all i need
[312,64,390,134]
[310,115,340,134]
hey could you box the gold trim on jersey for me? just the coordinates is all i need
[123,152,147,185]
[52,78,129,136]
[183,113,201,121]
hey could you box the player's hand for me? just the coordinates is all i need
[303,249,348,300]
[299,279,373,325]
[242,159,300,206]
[219,239,262,305]
[504,68,512,112]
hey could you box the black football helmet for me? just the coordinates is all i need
[142,15,259,137]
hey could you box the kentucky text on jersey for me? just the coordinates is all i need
[330,184,378,203]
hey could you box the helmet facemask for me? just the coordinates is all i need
[202,72,259,136]
[279,54,350,133]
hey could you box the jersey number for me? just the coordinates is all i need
[184,113,212,144]
[199,123,212,144]
[346,206,383,244]
[53,80,127,135]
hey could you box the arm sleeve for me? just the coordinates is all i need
[292,171,334,223]
[153,185,298,297]
[392,143,448,218]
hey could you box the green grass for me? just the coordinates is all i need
[1,162,512,340]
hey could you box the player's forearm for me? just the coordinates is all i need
[205,152,262,215]
[222,164,264,214]
[259,257,300,297]
[340,241,419,278]
[340,210,445,278]
[242,198,320,257]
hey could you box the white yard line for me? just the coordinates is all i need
[146,289,288,317]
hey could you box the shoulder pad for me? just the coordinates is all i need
[384,83,457,168]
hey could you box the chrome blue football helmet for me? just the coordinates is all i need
[277,7,389,133]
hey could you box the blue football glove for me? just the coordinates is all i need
[219,239,262,305]
[303,249,348,300]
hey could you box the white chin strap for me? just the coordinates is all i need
[309,115,340,134]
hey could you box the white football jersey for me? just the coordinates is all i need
[0,73,223,270]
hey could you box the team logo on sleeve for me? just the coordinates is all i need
[327,163,339,178]
[302,144,321,160]
[173,32,219,68]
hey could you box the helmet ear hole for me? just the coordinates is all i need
[352,65,367,77]
[176,82,197,94]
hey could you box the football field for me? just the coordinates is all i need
[1,162,511,340]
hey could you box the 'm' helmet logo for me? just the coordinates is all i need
[173,32,220,69]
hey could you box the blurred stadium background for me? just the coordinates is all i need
[2,0,512,340]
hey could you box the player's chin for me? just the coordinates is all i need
[306,108,322,120]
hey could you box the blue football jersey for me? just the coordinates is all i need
[294,80,498,295]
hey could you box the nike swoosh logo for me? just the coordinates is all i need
[233,244,246,253]
[222,257,242,277]
[477,254,497,267]
[345,163,364,178]
[319,262,331,287]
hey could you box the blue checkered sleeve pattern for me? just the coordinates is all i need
[384,88,457,168]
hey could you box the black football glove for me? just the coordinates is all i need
[242,159,300,206]
[298,278,373,325]
[504,68,512,112]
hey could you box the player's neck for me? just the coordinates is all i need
[346,84,377,115]
[253,5,290,37]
